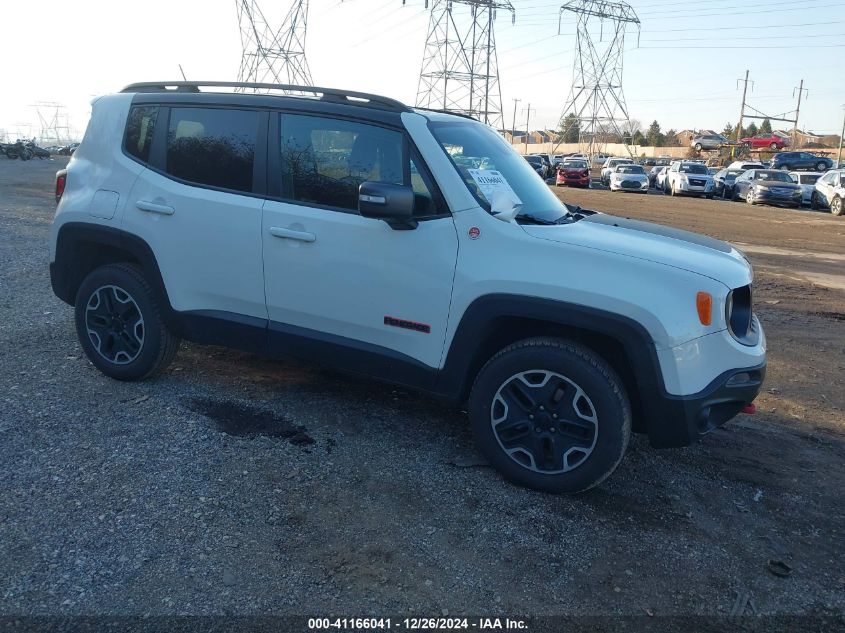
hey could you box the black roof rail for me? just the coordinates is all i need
[119,81,412,113]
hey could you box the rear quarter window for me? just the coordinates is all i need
[124,105,159,164]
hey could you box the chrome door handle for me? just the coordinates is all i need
[269,226,316,242]
[136,200,175,215]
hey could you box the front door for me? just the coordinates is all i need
[261,112,459,373]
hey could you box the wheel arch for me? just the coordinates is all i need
[437,295,665,434]
[51,223,172,320]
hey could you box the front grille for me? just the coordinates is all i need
[689,178,706,187]
[770,187,791,196]
[621,180,641,189]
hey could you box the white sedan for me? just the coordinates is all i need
[609,164,649,193]
[788,171,823,205]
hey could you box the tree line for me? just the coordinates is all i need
[559,114,775,146]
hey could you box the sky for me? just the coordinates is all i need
[1,0,844,142]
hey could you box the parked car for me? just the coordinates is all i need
[740,133,789,151]
[691,134,730,151]
[655,166,670,190]
[609,164,648,193]
[600,157,634,185]
[48,79,766,494]
[531,153,553,177]
[524,155,547,178]
[713,169,744,199]
[555,160,590,188]
[57,143,79,156]
[770,151,833,172]
[665,161,715,198]
[727,160,766,172]
[707,167,720,176]
[733,169,802,207]
[647,166,663,188]
[788,172,823,205]
[811,169,844,215]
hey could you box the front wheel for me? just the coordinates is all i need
[694,143,702,152]
[780,165,790,171]
[832,196,843,216]
[74,263,180,380]
[810,192,818,210]
[817,162,828,172]
[746,189,755,205]
[468,338,631,494]
[770,142,778,150]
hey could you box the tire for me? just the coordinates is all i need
[746,189,755,205]
[670,182,678,196]
[20,149,31,161]
[706,193,714,199]
[832,196,843,216]
[694,143,702,152]
[770,142,778,150]
[469,337,631,494]
[74,263,180,381]
[810,192,818,210]
[816,162,828,172]
[779,165,790,171]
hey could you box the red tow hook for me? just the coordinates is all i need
[741,403,757,414]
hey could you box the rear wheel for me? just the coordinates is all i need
[694,143,702,152]
[779,165,790,171]
[75,263,180,380]
[469,338,631,494]
[816,162,828,171]
[770,142,778,150]
[832,196,843,216]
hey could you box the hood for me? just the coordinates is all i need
[611,172,647,180]
[521,213,752,289]
[755,180,800,190]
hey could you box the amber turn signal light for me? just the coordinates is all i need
[696,292,713,326]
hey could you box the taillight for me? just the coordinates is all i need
[55,169,67,204]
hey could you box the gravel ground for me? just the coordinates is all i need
[1,158,843,624]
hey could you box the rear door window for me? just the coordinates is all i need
[165,107,258,193]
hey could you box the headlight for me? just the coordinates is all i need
[757,185,769,192]
[726,285,757,346]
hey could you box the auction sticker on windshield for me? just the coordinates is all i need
[468,169,522,205]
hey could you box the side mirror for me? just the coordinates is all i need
[358,181,417,230]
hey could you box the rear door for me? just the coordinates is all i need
[123,105,267,326]
[261,111,458,373]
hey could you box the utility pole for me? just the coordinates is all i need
[792,79,807,147]
[838,104,845,169]
[734,70,751,158]
[511,98,521,146]
[523,103,532,155]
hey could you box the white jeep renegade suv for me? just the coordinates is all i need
[49,81,766,493]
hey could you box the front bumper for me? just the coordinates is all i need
[754,190,802,206]
[645,363,766,448]
[557,175,590,187]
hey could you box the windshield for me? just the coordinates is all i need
[679,164,708,174]
[800,174,820,185]
[617,165,645,174]
[564,160,587,168]
[430,119,568,222]
[524,156,541,165]
[756,171,793,183]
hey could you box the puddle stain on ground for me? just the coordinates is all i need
[188,397,315,445]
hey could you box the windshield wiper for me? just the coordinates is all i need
[515,213,559,225]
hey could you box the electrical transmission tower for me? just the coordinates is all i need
[32,102,72,145]
[235,0,313,89]
[414,0,515,129]
[555,0,640,157]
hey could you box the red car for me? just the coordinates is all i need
[740,133,789,150]
[555,160,590,188]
